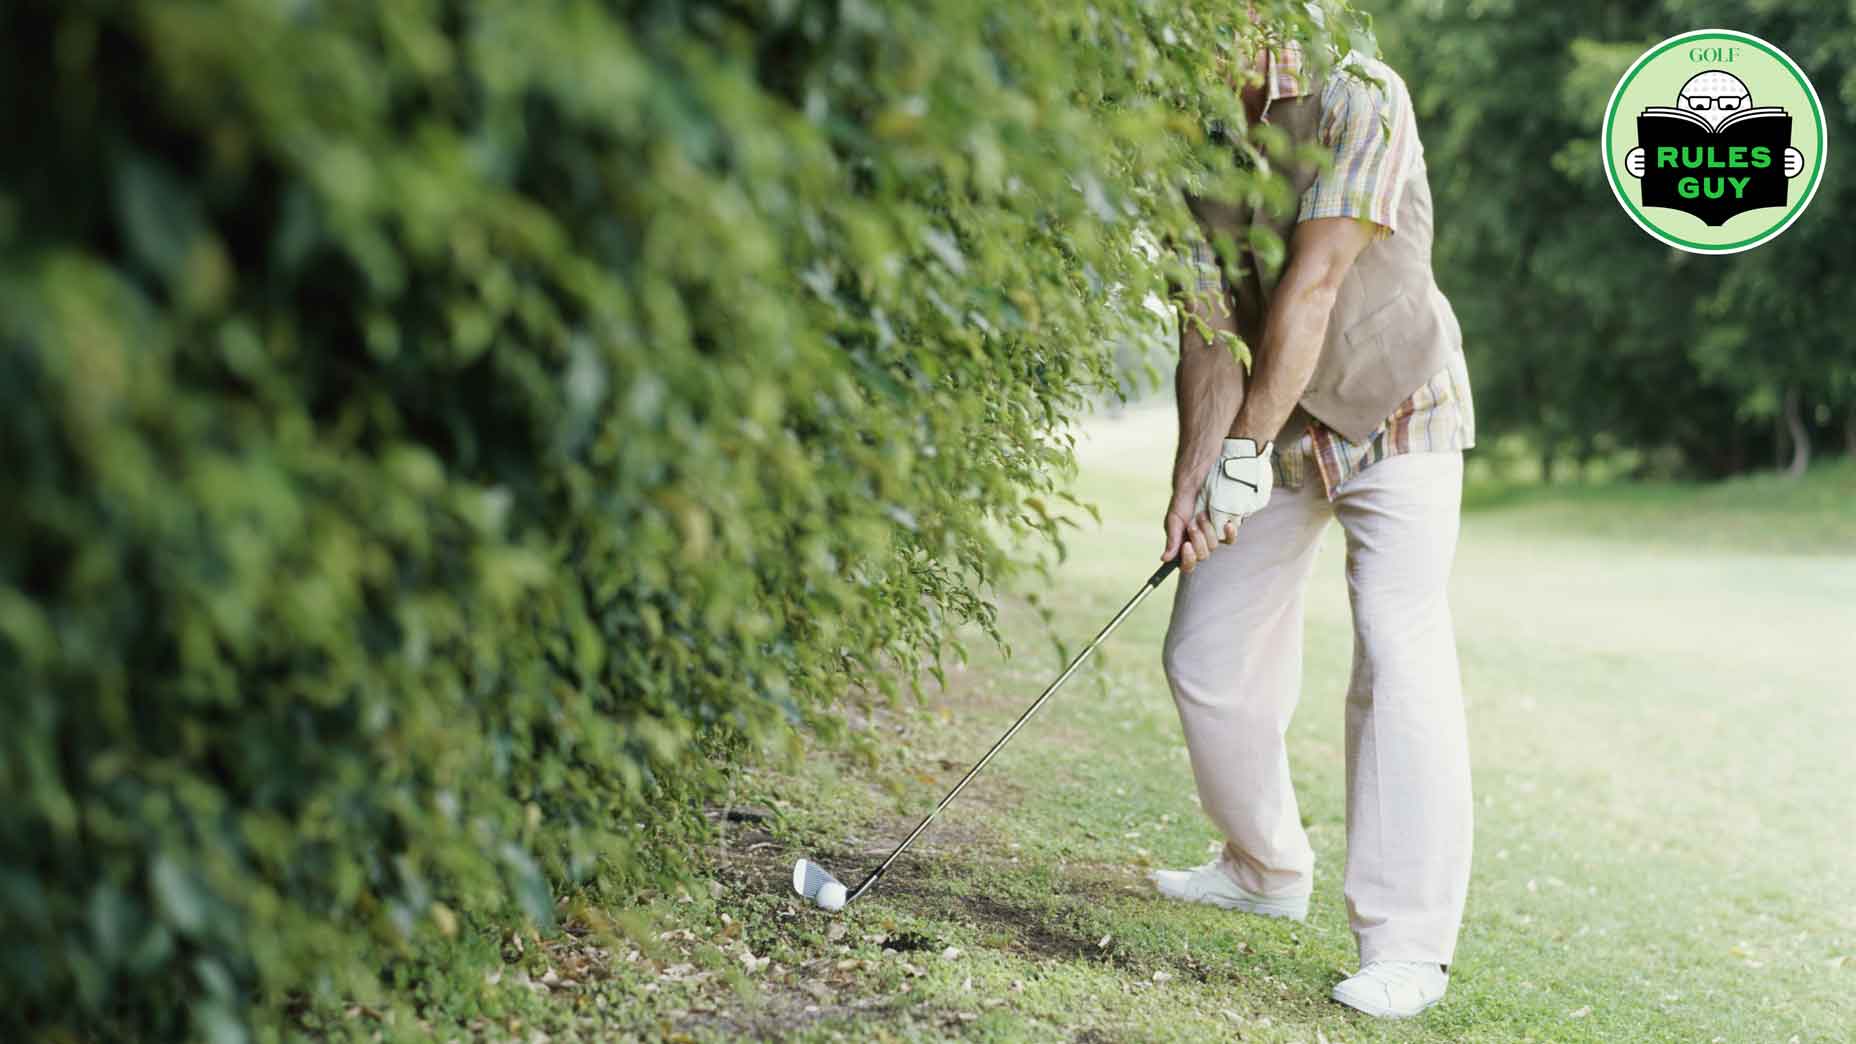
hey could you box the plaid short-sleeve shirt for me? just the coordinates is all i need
[1189,43,1475,498]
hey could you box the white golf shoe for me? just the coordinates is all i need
[1147,859,1309,921]
[1330,961,1449,1018]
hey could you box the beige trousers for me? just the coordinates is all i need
[1161,449,1472,966]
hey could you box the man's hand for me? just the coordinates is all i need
[1162,439,1274,573]
[1199,438,1273,527]
[1163,492,1237,575]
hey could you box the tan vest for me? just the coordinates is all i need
[1186,94,1462,443]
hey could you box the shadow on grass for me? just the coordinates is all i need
[878,871,1139,970]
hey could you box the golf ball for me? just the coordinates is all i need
[816,881,847,912]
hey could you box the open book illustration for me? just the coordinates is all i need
[1635,106,1792,226]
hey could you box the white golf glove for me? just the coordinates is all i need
[1196,438,1274,533]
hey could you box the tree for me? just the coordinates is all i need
[1374,0,1854,478]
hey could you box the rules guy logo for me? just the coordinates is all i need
[1604,30,1826,254]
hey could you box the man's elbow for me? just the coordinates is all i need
[1287,274,1343,321]
[1283,220,1374,315]
[1300,239,1368,306]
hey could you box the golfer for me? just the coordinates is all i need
[1152,36,1475,1019]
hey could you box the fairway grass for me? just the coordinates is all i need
[403,406,1854,1043]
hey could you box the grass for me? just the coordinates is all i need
[1459,456,1856,555]
[381,405,1856,1043]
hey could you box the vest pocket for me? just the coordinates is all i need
[1332,290,1418,400]
[1343,290,1414,349]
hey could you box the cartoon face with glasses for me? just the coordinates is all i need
[1677,70,1754,125]
[1626,70,1805,178]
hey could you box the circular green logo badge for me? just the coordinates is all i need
[1603,29,1827,254]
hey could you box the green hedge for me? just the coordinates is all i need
[0,0,1345,1037]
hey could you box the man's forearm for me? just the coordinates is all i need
[1229,216,1377,443]
[1174,300,1246,496]
[1229,281,1339,444]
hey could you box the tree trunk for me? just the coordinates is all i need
[1783,386,1811,479]
[1539,445,1555,485]
[1846,404,1856,459]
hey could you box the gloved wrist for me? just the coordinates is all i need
[1197,438,1274,527]
[1220,437,1269,462]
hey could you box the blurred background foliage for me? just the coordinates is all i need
[0,0,1355,1038]
[1375,0,1856,480]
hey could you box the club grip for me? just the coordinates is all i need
[1148,557,1181,587]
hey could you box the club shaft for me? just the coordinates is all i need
[846,559,1179,903]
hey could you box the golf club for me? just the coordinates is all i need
[793,557,1182,912]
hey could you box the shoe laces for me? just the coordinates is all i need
[1360,961,1439,992]
[1189,858,1242,888]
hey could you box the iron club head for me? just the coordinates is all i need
[792,858,847,912]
